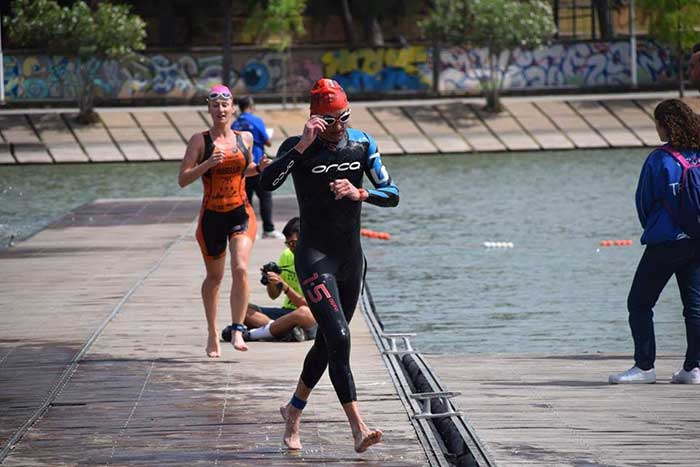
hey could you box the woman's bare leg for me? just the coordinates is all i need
[228,234,253,351]
[202,255,226,357]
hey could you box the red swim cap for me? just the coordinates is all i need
[309,78,348,114]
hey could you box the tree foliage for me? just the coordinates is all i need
[244,0,307,105]
[470,0,556,55]
[639,0,700,52]
[638,0,700,96]
[5,0,146,121]
[6,0,146,61]
[419,0,472,45]
[421,0,556,111]
[244,0,307,53]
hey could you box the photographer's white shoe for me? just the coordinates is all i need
[671,367,700,384]
[608,366,656,384]
[262,230,285,240]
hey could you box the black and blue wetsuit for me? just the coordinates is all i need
[260,128,399,404]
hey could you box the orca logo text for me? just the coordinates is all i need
[311,161,361,174]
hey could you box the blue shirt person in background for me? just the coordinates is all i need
[232,96,284,239]
[609,99,700,385]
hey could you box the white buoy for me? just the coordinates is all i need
[483,241,514,249]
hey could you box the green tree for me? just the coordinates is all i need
[244,0,307,105]
[5,0,146,123]
[422,0,556,112]
[638,0,700,97]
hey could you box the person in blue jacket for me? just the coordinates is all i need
[232,96,284,239]
[609,99,700,385]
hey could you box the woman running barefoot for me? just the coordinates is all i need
[178,84,270,357]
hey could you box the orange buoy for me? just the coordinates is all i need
[361,229,391,240]
[600,239,633,247]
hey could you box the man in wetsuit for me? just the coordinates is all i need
[260,78,399,453]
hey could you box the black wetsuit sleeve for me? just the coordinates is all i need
[260,136,302,191]
[363,133,399,207]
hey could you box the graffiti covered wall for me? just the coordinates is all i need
[440,40,676,91]
[2,51,324,101]
[2,39,677,103]
[321,46,431,92]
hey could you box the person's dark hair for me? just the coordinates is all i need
[693,42,700,54]
[654,99,700,150]
[237,96,253,113]
[282,217,300,238]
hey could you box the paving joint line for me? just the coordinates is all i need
[0,217,197,463]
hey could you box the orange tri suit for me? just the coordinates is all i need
[196,131,257,260]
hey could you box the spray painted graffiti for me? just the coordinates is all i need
[2,55,117,99]
[3,51,321,101]
[439,39,675,91]
[321,46,431,92]
[2,40,678,102]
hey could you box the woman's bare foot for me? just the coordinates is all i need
[232,330,248,352]
[206,332,220,357]
[280,404,302,450]
[353,426,383,453]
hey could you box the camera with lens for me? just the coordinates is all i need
[260,261,282,285]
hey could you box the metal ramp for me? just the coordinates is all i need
[361,282,497,467]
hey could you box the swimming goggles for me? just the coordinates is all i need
[209,91,232,100]
[321,109,351,126]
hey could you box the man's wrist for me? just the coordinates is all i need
[282,284,289,293]
[255,163,262,174]
[358,188,369,201]
[293,142,309,154]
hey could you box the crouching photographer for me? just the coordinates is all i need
[222,217,317,342]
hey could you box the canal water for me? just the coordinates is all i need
[0,148,687,355]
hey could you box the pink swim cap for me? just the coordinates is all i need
[208,84,233,100]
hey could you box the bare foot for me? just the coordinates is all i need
[232,331,248,352]
[354,427,383,453]
[280,404,302,450]
[206,333,220,358]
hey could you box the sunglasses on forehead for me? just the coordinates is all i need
[209,91,232,100]
[321,109,351,126]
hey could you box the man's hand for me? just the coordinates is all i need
[294,115,327,153]
[330,179,365,201]
[265,271,284,288]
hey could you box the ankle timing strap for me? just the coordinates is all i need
[290,394,307,410]
[230,323,246,333]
